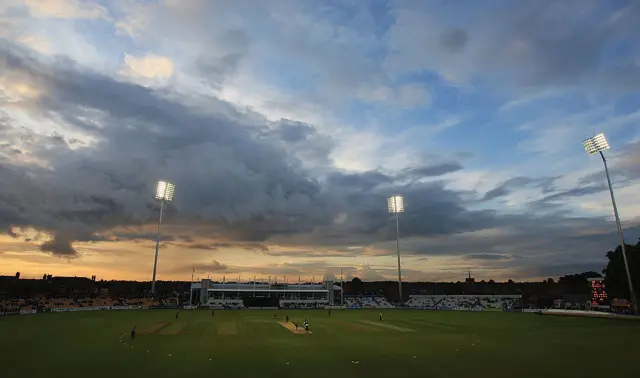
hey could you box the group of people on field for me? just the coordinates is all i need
[278,313,311,334]
[131,308,384,340]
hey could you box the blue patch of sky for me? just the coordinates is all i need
[103,0,161,15]
[429,92,609,169]
[333,85,537,170]
[306,0,395,38]
[70,19,139,69]
[250,58,322,95]
[612,93,640,115]
[3,4,29,17]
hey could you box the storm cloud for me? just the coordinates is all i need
[0,0,638,281]
[0,40,514,252]
[0,39,637,267]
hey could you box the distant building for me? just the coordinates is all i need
[0,275,18,290]
[554,293,591,310]
[465,271,475,284]
[192,278,342,308]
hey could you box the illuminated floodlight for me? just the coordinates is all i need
[387,195,405,302]
[151,180,175,294]
[387,195,404,213]
[583,133,610,156]
[155,181,175,201]
[582,132,637,315]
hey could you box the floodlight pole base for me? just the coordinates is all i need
[151,200,165,295]
[395,211,403,303]
[600,151,638,315]
[188,273,194,306]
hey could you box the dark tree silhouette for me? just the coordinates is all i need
[350,277,363,294]
[557,271,601,294]
[602,240,640,301]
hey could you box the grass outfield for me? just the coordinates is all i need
[1,309,639,378]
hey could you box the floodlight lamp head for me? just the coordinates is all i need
[155,180,175,201]
[387,195,404,213]
[583,133,610,156]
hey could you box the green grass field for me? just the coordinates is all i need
[1,309,639,378]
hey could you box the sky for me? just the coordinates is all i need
[1,0,640,283]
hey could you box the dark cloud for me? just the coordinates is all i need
[535,184,607,203]
[0,40,331,245]
[258,248,352,257]
[1,39,638,279]
[401,162,463,179]
[464,254,511,261]
[270,120,316,144]
[579,141,640,186]
[39,235,77,256]
[515,262,606,278]
[393,0,640,91]
[186,243,218,250]
[440,28,468,53]
[193,52,244,88]
[326,171,393,190]
[496,1,640,90]
[181,241,270,254]
[483,176,557,201]
[112,232,176,243]
[176,260,229,274]
[395,219,640,280]
[200,260,228,272]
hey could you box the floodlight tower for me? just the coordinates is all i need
[151,180,175,294]
[388,195,404,302]
[583,133,637,315]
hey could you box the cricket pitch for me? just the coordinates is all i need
[279,322,311,335]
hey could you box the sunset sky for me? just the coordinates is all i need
[1,0,640,283]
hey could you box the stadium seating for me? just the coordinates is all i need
[344,296,394,308]
[279,299,328,309]
[404,295,520,310]
[0,296,162,312]
[345,297,360,308]
[373,297,394,308]
[206,299,244,308]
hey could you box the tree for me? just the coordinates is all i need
[603,240,640,301]
[558,271,601,294]
[546,278,555,284]
[350,277,363,294]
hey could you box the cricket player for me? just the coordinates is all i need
[379,312,383,321]
[175,311,180,320]
[328,308,331,316]
[130,325,136,340]
[293,321,299,330]
[211,310,215,317]
[285,315,289,323]
[304,322,310,335]
[272,313,278,319]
